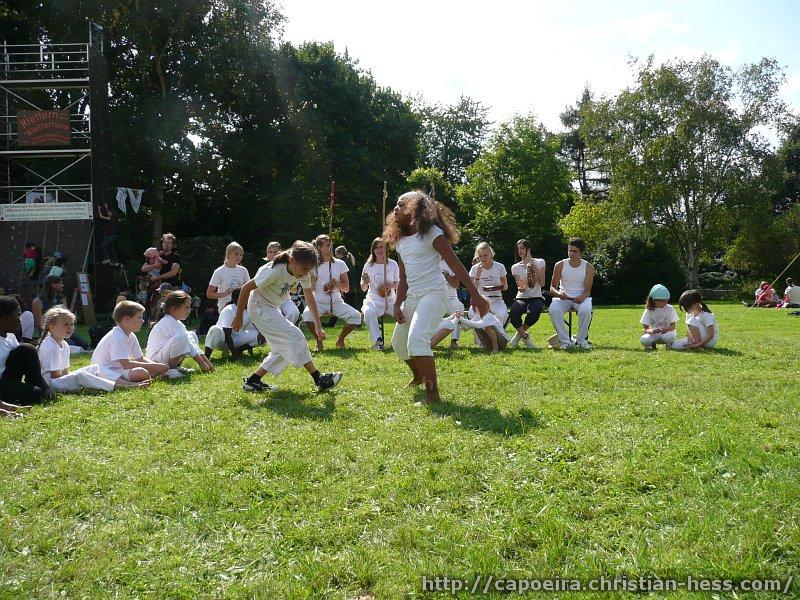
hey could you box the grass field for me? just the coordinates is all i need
[1,304,798,599]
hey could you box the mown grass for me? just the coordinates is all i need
[0,304,798,599]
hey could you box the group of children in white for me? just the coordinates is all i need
[0,190,721,417]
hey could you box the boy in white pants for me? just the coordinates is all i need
[92,301,169,384]
[548,238,595,350]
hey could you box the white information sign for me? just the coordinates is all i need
[0,202,92,222]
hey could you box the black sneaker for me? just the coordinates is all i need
[316,372,342,391]
[242,377,277,392]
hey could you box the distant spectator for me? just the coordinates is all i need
[783,277,800,308]
[754,282,780,308]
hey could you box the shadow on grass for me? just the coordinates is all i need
[426,399,543,436]
[238,390,336,421]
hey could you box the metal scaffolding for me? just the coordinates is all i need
[0,24,107,306]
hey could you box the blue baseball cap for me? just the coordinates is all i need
[648,284,670,300]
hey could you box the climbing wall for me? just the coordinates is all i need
[0,219,93,307]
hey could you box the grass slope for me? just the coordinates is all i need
[1,304,798,599]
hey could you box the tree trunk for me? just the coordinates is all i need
[151,175,164,244]
[685,247,700,289]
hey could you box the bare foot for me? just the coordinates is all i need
[424,381,440,403]
[336,339,346,350]
[406,378,423,388]
[315,339,324,352]
[1,408,21,419]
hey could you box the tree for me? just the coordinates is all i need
[584,56,789,286]
[406,167,453,203]
[456,115,574,264]
[559,86,610,200]
[771,120,800,214]
[417,96,491,186]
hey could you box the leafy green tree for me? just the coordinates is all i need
[584,56,789,286]
[417,96,491,186]
[456,115,574,263]
[559,198,628,247]
[407,167,453,202]
[559,86,610,200]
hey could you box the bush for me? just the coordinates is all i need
[591,231,685,304]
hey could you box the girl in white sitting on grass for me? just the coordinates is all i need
[38,307,148,392]
[672,289,719,350]
[639,284,678,350]
[146,291,214,376]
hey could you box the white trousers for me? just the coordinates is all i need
[549,297,593,344]
[362,297,396,342]
[280,298,300,324]
[640,331,677,348]
[49,364,118,392]
[392,291,448,361]
[147,331,201,364]
[250,303,312,376]
[302,298,362,325]
[469,298,507,323]
[672,316,717,350]
[204,324,260,351]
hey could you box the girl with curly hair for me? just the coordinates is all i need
[383,190,488,403]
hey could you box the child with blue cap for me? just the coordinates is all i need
[640,284,678,350]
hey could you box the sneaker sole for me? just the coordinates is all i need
[317,373,343,391]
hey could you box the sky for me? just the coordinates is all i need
[279,0,800,132]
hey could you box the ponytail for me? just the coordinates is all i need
[157,290,191,322]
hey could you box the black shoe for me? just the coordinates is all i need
[242,377,277,392]
[316,372,342,391]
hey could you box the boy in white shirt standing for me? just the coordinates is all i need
[91,301,169,384]
[207,242,250,313]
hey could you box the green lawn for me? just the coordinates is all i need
[1,304,798,599]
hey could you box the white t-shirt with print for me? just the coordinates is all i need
[91,326,143,371]
[396,225,447,295]
[785,285,800,304]
[439,260,459,300]
[511,259,545,299]
[362,259,399,304]
[0,332,20,378]
[146,314,200,359]
[469,261,507,300]
[250,262,312,310]
[640,304,679,330]
[312,258,349,305]
[38,335,70,383]
[208,264,251,311]
[687,310,718,345]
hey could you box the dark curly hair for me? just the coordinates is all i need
[382,190,459,246]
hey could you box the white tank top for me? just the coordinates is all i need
[559,259,587,297]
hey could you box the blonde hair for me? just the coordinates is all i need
[38,306,75,346]
[226,241,244,256]
[264,241,282,261]
[473,242,495,264]
[312,234,332,260]
[113,300,145,323]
